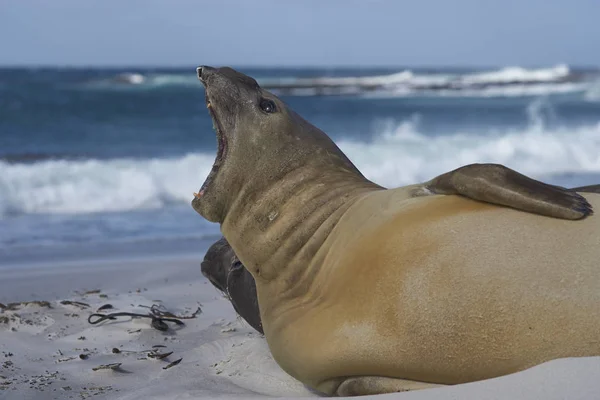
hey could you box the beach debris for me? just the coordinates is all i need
[88,310,183,331]
[108,346,169,357]
[0,300,52,311]
[78,336,86,340]
[151,318,174,331]
[0,302,55,332]
[162,358,182,370]
[56,356,77,363]
[97,304,113,311]
[94,345,178,362]
[139,304,202,319]
[64,312,80,317]
[221,327,236,333]
[148,351,173,360]
[127,328,141,334]
[83,289,102,295]
[21,370,62,391]
[88,304,199,332]
[60,300,90,309]
[92,363,121,372]
[79,354,89,360]
[79,385,114,398]
[2,360,14,370]
[152,345,167,348]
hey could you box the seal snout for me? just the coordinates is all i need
[196,66,215,82]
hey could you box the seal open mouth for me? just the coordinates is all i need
[194,72,227,199]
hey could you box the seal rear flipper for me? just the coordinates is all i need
[327,376,444,396]
[421,163,593,220]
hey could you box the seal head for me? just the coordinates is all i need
[192,65,372,225]
[192,66,262,222]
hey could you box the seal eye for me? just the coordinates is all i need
[259,99,276,114]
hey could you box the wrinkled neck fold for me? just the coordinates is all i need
[221,157,383,286]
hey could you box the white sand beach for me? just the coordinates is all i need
[2,251,600,400]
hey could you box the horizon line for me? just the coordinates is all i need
[1,62,598,71]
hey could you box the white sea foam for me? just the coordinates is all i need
[584,79,600,101]
[303,70,417,86]
[112,72,146,85]
[339,118,600,189]
[266,65,590,98]
[0,153,215,217]
[266,65,573,90]
[370,82,588,98]
[2,118,600,218]
[460,64,571,85]
[95,65,595,99]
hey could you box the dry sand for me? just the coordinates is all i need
[1,255,599,400]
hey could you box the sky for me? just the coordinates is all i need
[1,0,599,67]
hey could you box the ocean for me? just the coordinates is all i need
[1,64,600,265]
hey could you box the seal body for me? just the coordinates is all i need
[258,189,600,393]
[203,185,600,340]
[191,66,600,396]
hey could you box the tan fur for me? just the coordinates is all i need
[255,189,600,394]
[193,67,600,396]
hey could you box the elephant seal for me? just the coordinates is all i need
[205,180,600,338]
[201,237,263,334]
[191,66,600,396]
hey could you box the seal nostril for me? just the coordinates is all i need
[197,66,216,82]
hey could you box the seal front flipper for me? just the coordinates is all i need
[201,237,263,334]
[570,184,600,194]
[420,163,593,220]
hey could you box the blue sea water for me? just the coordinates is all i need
[1,65,600,265]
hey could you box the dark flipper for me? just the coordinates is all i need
[227,256,263,334]
[570,184,600,194]
[423,163,593,220]
[201,237,263,334]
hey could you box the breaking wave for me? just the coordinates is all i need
[2,119,600,218]
[339,118,600,189]
[0,154,214,217]
[90,64,599,98]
